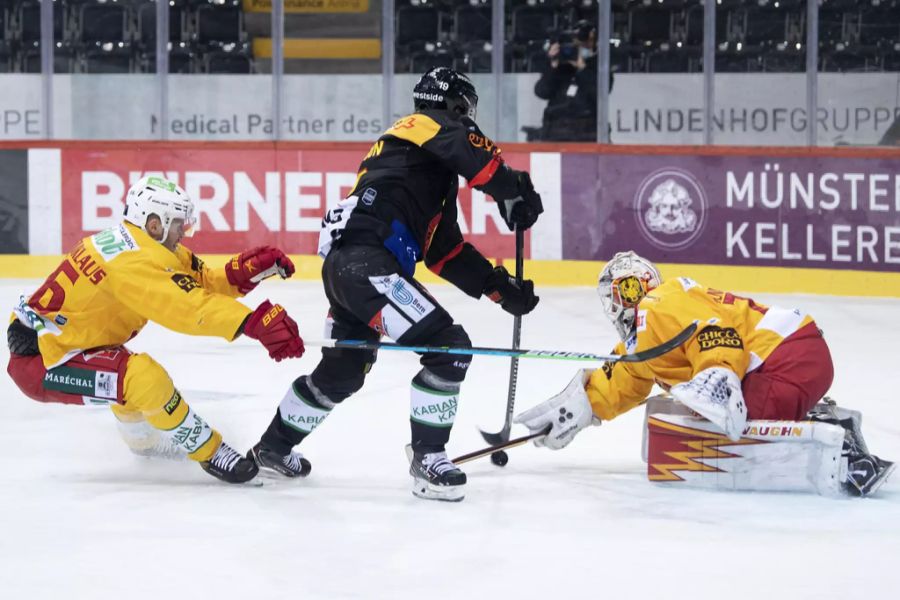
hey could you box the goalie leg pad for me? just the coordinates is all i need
[644,398,847,496]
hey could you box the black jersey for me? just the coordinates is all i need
[319,110,522,298]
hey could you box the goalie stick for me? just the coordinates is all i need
[308,321,698,364]
[480,227,525,449]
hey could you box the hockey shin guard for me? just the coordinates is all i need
[262,376,334,455]
[145,390,221,462]
[410,370,459,452]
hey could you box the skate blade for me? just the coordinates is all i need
[256,467,306,482]
[864,462,897,496]
[411,477,465,502]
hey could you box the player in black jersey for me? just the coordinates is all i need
[250,67,544,501]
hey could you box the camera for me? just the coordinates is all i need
[559,43,578,61]
[547,31,578,62]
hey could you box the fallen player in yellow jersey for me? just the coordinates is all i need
[6,176,305,484]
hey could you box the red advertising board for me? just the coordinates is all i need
[61,146,530,259]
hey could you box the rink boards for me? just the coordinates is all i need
[1,141,899,296]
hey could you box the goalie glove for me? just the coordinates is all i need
[226,246,296,294]
[514,369,600,450]
[242,300,305,362]
[670,367,747,442]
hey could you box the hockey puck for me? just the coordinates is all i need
[490,450,509,467]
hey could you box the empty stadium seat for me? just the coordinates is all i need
[742,8,790,46]
[78,4,128,45]
[137,3,186,49]
[511,6,556,44]
[819,9,851,46]
[454,5,491,44]
[18,1,64,43]
[628,7,674,47]
[194,4,243,46]
[396,6,440,47]
[858,7,900,46]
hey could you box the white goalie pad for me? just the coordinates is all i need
[641,396,847,496]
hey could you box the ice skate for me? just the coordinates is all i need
[407,445,466,502]
[200,442,260,484]
[248,443,312,478]
[845,455,896,497]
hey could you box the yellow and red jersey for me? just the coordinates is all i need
[14,222,252,368]
[587,277,814,421]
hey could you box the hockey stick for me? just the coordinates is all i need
[480,227,525,448]
[308,321,697,364]
[451,424,552,466]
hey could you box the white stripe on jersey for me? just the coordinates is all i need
[755,306,806,339]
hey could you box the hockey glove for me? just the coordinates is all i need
[483,266,539,316]
[671,367,746,441]
[496,171,544,232]
[242,300,305,362]
[514,369,600,450]
[226,246,296,294]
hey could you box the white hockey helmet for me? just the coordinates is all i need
[597,251,662,341]
[123,176,195,242]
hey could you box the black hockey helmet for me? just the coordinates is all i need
[413,67,478,120]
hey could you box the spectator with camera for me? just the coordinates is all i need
[533,20,608,142]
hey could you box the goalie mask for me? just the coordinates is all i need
[413,67,478,120]
[123,176,196,243]
[597,251,662,341]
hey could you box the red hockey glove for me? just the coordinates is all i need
[226,246,295,294]
[242,300,305,362]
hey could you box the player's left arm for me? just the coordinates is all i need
[176,248,238,297]
[179,245,296,297]
[423,185,493,298]
[424,195,538,316]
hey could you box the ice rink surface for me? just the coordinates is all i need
[1,278,898,599]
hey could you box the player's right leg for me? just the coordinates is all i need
[252,311,378,478]
[121,353,258,484]
[6,327,257,484]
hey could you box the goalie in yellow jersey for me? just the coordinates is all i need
[514,251,894,497]
[5,176,305,484]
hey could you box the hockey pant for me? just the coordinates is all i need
[7,346,221,462]
[262,243,473,455]
[741,321,834,421]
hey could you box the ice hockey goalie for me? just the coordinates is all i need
[514,251,894,497]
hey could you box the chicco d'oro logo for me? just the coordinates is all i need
[634,168,707,250]
[697,325,744,351]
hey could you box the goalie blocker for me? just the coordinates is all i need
[641,396,893,497]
